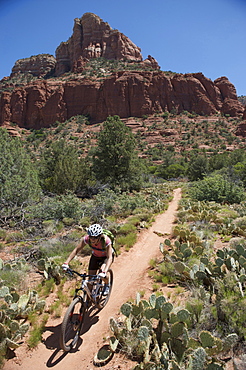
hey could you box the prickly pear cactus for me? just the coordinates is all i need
[102,291,234,369]
[222,333,238,352]
[199,331,215,348]
[93,345,114,366]
[188,346,207,370]
[0,283,44,359]
[120,302,132,317]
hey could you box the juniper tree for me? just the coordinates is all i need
[38,139,90,194]
[0,128,41,204]
[92,116,144,191]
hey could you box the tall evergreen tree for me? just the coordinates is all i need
[92,116,144,191]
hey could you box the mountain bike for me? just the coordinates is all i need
[60,268,113,352]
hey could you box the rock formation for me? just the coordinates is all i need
[235,122,246,137]
[0,12,244,129]
[55,13,143,76]
[242,106,246,120]
[11,54,56,78]
[0,71,243,129]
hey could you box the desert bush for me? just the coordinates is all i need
[29,192,83,221]
[38,240,77,259]
[189,174,245,204]
[116,232,137,250]
[0,129,41,215]
[232,216,246,230]
[0,229,7,240]
[118,223,136,235]
[215,273,246,338]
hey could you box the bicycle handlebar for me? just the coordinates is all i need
[65,268,99,280]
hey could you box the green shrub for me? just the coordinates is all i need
[62,217,75,226]
[232,216,246,230]
[215,273,246,338]
[189,174,245,204]
[118,223,137,235]
[29,192,83,221]
[5,231,26,242]
[39,240,76,259]
[0,265,30,290]
[79,217,91,227]
[116,232,137,250]
[0,229,7,240]
[27,313,49,348]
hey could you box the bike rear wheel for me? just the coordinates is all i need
[60,296,85,352]
[97,269,113,309]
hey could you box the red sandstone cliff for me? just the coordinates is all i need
[55,13,143,76]
[0,71,243,129]
[0,12,244,129]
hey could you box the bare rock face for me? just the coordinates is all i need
[214,76,243,116]
[1,71,244,129]
[235,121,246,137]
[142,55,160,70]
[55,13,143,76]
[243,106,246,120]
[1,13,243,129]
[11,54,56,78]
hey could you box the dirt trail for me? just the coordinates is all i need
[4,188,182,370]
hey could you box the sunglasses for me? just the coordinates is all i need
[89,236,100,241]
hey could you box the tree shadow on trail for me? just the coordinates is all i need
[43,307,100,367]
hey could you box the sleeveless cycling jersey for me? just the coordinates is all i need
[84,234,111,258]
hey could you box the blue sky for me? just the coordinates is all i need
[0,0,245,95]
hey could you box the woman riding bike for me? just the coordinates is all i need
[62,224,114,295]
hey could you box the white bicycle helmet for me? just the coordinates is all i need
[87,224,103,237]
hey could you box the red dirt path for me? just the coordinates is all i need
[4,188,182,370]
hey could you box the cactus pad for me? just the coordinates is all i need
[0,286,10,298]
[120,302,132,317]
[164,239,171,247]
[155,295,166,309]
[189,346,207,370]
[149,293,156,308]
[109,317,119,335]
[109,336,119,352]
[174,261,186,274]
[199,331,215,348]
[171,322,186,338]
[93,345,114,366]
[137,326,149,341]
[176,309,190,323]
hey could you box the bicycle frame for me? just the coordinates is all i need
[66,268,104,306]
[60,268,113,352]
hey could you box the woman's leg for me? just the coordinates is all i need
[88,255,100,291]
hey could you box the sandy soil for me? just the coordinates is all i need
[3,187,182,370]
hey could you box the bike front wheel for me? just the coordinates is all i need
[97,269,113,309]
[60,296,86,352]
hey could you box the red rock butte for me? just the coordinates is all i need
[0,12,245,129]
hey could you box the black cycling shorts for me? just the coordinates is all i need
[88,254,114,271]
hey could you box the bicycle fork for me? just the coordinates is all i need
[81,279,102,305]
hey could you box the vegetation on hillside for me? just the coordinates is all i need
[0,57,167,93]
[1,111,246,368]
[96,188,246,369]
